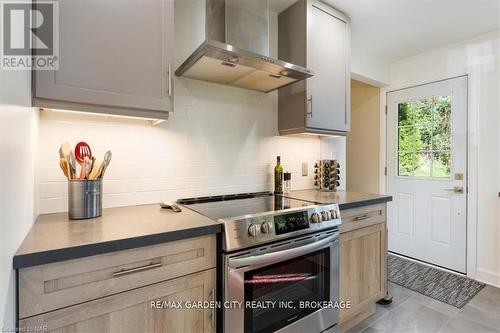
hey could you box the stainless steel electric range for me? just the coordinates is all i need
[178,192,342,333]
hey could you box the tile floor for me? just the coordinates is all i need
[346,282,500,333]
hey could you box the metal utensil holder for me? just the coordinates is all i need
[68,179,102,219]
[314,159,341,192]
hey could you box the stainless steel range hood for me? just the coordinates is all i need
[175,0,313,93]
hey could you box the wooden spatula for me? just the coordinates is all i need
[59,158,69,179]
[60,142,73,179]
[88,161,102,180]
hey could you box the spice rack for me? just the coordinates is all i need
[314,160,341,192]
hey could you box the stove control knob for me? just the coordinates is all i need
[310,213,320,223]
[248,223,260,237]
[321,211,331,221]
[330,210,338,219]
[261,221,273,234]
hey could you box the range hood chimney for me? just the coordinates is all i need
[175,0,313,93]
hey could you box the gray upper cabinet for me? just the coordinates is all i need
[33,0,174,120]
[278,0,350,135]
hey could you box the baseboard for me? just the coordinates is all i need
[476,268,500,288]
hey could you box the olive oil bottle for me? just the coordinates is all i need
[274,156,283,194]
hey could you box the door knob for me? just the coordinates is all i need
[443,186,464,194]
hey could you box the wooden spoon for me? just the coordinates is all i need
[59,158,69,179]
[60,142,72,179]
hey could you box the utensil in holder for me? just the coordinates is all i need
[68,179,102,219]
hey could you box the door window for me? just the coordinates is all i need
[397,96,452,178]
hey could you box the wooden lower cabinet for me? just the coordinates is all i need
[339,222,387,327]
[20,268,216,333]
[19,235,216,319]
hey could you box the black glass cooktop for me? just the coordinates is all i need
[178,192,315,220]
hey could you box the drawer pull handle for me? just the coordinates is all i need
[113,262,162,278]
[353,214,370,221]
[210,288,216,328]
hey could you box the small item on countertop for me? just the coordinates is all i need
[75,141,92,164]
[60,142,72,179]
[90,157,95,174]
[274,156,283,194]
[59,158,69,179]
[314,159,340,192]
[283,172,291,194]
[69,151,77,179]
[75,142,92,178]
[57,142,109,219]
[61,142,72,159]
[88,160,102,180]
[98,150,112,179]
[160,201,182,212]
[81,156,93,180]
[68,179,102,219]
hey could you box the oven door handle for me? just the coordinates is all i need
[229,234,338,269]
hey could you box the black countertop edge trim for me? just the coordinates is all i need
[13,224,222,269]
[338,196,392,210]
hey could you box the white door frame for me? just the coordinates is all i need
[380,74,478,279]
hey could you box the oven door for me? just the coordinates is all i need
[224,230,339,333]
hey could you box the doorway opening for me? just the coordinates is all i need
[346,79,382,193]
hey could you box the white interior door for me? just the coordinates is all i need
[386,76,467,273]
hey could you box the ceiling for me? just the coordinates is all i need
[270,0,500,62]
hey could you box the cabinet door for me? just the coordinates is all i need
[34,0,173,115]
[306,1,350,132]
[20,269,216,333]
[339,223,386,323]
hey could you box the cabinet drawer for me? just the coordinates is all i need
[19,235,216,319]
[340,204,386,233]
[20,269,216,333]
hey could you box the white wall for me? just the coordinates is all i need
[351,44,391,87]
[384,29,500,286]
[347,80,380,193]
[37,0,346,214]
[0,71,38,328]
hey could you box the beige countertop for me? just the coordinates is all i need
[14,204,221,269]
[286,189,392,209]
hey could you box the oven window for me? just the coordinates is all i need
[244,248,330,333]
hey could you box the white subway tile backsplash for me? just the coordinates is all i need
[37,78,345,214]
[38,182,66,199]
[39,197,66,214]
[104,179,139,194]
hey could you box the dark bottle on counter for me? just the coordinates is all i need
[274,194,284,210]
[274,156,283,194]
